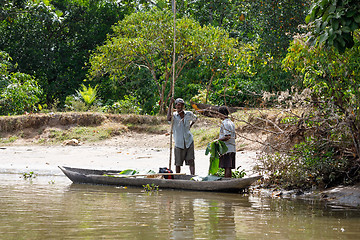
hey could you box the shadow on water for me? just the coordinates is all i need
[1,174,360,239]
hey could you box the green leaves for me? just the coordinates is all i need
[119,169,138,175]
[283,28,360,168]
[89,9,240,113]
[205,140,228,175]
[0,51,42,115]
[0,0,133,106]
[76,84,98,110]
[306,0,360,52]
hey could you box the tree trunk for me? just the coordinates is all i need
[206,71,215,104]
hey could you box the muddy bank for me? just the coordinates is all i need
[251,184,360,208]
[317,185,360,208]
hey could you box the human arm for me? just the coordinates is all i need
[219,135,231,142]
[218,119,234,142]
[190,114,197,128]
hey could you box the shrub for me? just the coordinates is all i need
[215,166,247,179]
[255,137,359,190]
[0,51,43,115]
[103,95,142,114]
[0,72,42,115]
[64,95,87,112]
[76,84,98,110]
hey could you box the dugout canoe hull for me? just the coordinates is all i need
[59,166,262,193]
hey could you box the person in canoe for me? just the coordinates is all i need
[218,106,236,178]
[167,98,197,175]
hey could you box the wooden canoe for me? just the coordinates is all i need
[59,166,262,193]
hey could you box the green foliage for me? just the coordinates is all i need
[176,0,308,55]
[191,89,211,105]
[215,166,246,179]
[173,0,309,109]
[64,95,87,112]
[210,76,261,107]
[256,137,358,189]
[0,136,18,144]
[175,0,245,31]
[0,51,43,115]
[232,167,247,179]
[306,0,360,53]
[0,1,64,102]
[76,84,98,109]
[283,35,360,157]
[0,0,133,104]
[205,140,228,175]
[0,73,42,115]
[119,169,138,175]
[89,9,242,113]
[0,0,310,112]
[142,183,159,192]
[246,0,309,57]
[103,95,142,114]
[96,67,158,114]
[265,32,360,189]
[23,171,37,179]
[291,138,345,187]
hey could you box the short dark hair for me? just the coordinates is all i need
[218,106,229,116]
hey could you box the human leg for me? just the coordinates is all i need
[224,167,232,178]
[175,146,185,173]
[184,142,195,175]
[219,152,236,178]
[189,163,195,175]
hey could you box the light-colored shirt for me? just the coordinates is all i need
[219,118,236,153]
[171,111,197,149]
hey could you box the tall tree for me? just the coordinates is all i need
[175,0,309,57]
[0,0,134,104]
[88,10,243,113]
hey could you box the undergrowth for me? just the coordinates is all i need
[215,166,247,178]
[254,124,360,190]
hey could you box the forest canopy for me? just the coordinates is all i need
[0,0,309,114]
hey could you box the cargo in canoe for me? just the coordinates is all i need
[59,166,262,193]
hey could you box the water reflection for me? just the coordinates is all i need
[1,174,360,239]
[64,184,248,239]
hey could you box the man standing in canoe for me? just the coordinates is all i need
[167,98,197,175]
[218,106,236,178]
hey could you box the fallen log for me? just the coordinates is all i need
[190,102,239,117]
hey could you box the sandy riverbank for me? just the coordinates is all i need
[2,141,359,208]
[0,131,259,177]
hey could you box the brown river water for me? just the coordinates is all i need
[1,173,360,240]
